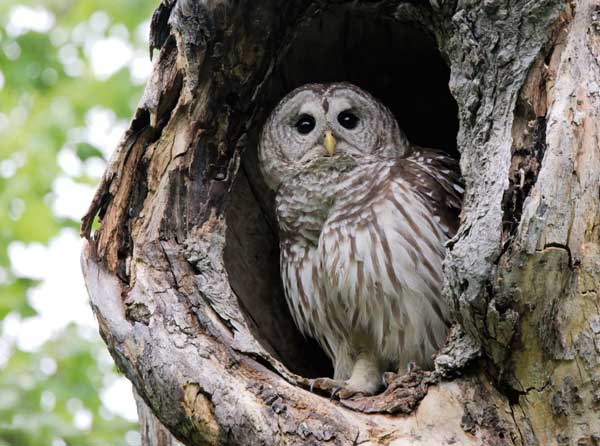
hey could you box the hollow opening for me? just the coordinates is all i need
[224,8,459,378]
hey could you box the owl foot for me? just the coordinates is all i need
[309,377,369,400]
[341,367,433,415]
[310,377,345,398]
[382,362,420,387]
[382,371,396,387]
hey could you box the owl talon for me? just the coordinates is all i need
[309,378,365,400]
[310,377,343,395]
[382,371,397,387]
[336,386,365,400]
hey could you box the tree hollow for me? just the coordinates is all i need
[224,8,458,378]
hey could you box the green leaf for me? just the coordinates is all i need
[0,0,157,443]
[75,143,105,161]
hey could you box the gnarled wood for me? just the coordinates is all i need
[81,1,600,445]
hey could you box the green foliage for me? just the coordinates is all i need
[0,0,157,444]
[0,278,39,320]
[0,326,136,446]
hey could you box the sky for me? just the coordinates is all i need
[1,5,155,425]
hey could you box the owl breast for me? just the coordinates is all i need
[276,153,458,380]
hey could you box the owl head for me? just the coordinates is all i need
[258,83,410,191]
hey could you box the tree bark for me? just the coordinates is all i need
[81,0,600,445]
[134,387,185,446]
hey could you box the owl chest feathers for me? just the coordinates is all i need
[275,157,455,372]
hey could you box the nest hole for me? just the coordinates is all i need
[224,8,458,378]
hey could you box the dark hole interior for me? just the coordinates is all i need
[224,8,459,378]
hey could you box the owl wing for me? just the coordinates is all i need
[404,148,463,237]
[317,153,462,371]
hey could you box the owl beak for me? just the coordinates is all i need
[324,131,336,156]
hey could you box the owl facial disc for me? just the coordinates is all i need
[258,82,410,191]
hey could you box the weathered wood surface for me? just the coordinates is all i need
[134,387,185,446]
[81,0,600,445]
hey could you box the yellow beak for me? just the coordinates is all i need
[324,131,336,156]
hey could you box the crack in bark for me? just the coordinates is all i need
[508,404,526,446]
[542,242,573,268]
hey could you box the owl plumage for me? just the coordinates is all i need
[259,83,462,396]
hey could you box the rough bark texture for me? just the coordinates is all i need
[134,387,185,446]
[81,0,600,445]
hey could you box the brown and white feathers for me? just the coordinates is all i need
[258,83,462,395]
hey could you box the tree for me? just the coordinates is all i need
[0,1,155,444]
[81,0,600,444]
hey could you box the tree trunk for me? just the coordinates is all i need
[81,0,600,445]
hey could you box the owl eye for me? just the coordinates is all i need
[295,114,316,135]
[337,110,359,130]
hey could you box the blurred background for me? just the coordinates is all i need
[0,1,157,445]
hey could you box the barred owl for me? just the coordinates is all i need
[258,83,462,397]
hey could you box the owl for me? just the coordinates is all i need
[258,83,462,398]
